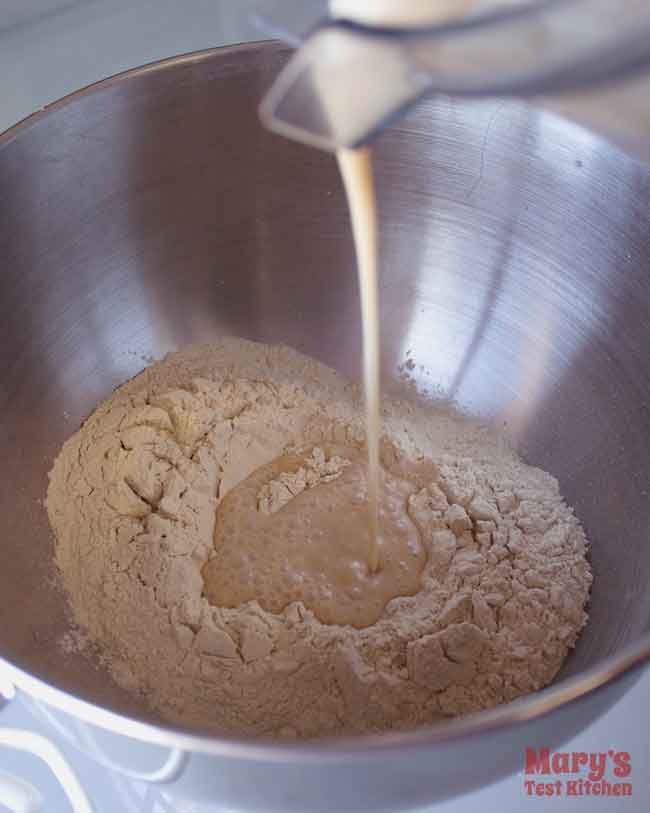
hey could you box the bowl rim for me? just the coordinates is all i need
[1,39,649,760]
[2,637,649,760]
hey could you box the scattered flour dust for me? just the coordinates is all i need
[46,339,592,738]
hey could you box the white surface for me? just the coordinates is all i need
[0,1,648,810]
[0,0,260,133]
[0,728,92,813]
[0,0,76,32]
[1,675,649,811]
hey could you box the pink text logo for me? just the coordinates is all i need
[523,748,632,798]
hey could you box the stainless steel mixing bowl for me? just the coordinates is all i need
[0,40,649,812]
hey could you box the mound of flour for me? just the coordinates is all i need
[47,339,592,737]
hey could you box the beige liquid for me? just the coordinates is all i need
[336,146,382,573]
[330,0,478,25]
[330,1,477,574]
[202,445,425,628]
[203,147,428,627]
[203,2,480,626]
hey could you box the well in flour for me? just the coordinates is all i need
[47,338,592,737]
[202,442,429,628]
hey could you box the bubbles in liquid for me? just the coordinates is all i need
[201,444,426,628]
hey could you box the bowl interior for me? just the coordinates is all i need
[1,42,649,731]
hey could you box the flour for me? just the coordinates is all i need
[47,338,592,737]
[257,447,350,514]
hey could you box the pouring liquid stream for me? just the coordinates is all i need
[330,2,476,574]
[337,147,382,573]
[330,2,487,574]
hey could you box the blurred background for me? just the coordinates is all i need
[0,0,264,132]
